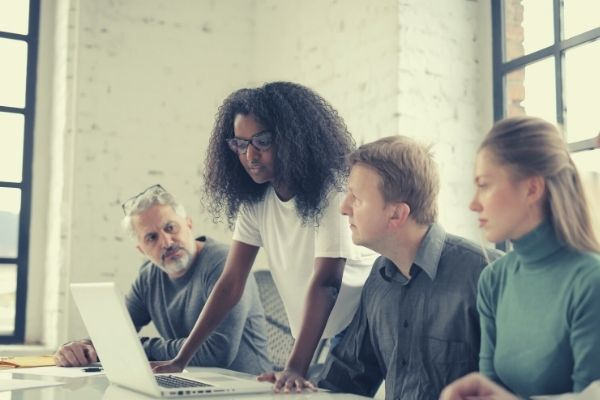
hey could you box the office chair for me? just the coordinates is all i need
[253,270,295,371]
[253,270,327,372]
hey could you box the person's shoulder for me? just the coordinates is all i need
[236,187,273,222]
[236,192,268,216]
[254,185,277,207]
[573,249,600,268]
[442,232,504,271]
[196,236,229,271]
[477,251,515,293]
[133,259,161,288]
[200,236,229,256]
[137,259,157,276]
[568,250,600,293]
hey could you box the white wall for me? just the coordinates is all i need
[36,0,259,344]
[396,0,493,241]
[252,0,400,143]
[253,0,492,241]
[26,0,493,345]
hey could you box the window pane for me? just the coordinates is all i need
[504,57,556,124]
[572,149,600,240]
[0,188,21,258]
[564,0,600,39]
[564,40,600,143]
[0,0,29,35]
[0,38,28,108]
[0,390,12,400]
[0,264,17,335]
[503,0,554,61]
[0,112,24,182]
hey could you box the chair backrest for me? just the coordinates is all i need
[253,270,295,371]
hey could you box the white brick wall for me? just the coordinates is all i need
[252,0,400,144]
[397,0,493,242]
[29,0,492,344]
[62,0,257,340]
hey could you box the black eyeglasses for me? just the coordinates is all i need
[226,130,273,155]
[122,184,166,215]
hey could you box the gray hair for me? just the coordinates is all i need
[121,187,187,239]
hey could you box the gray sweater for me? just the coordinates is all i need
[125,236,272,375]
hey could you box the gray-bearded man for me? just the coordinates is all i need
[54,185,271,375]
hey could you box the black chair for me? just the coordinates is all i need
[253,270,327,372]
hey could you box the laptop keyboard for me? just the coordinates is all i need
[155,375,212,388]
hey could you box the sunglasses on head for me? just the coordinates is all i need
[226,130,273,155]
[122,184,166,215]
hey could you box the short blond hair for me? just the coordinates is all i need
[348,135,439,225]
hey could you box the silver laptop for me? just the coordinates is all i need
[70,282,272,397]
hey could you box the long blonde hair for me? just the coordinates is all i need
[481,116,600,253]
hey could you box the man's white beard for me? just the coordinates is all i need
[160,248,192,276]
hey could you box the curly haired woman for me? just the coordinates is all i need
[152,82,375,392]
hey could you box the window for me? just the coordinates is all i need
[492,0,600,238]
[0,0,40,343]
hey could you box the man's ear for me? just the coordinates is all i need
[136,244,145,256]
[388,202,411,228]
[186,216,192,230]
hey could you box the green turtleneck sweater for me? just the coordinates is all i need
[478,220,600,397]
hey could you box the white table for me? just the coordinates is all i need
[1,367,370,399]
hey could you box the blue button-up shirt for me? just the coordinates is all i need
[317,223,502,400]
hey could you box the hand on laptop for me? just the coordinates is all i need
[440,373,517,400]
[151,359,185,374]
[54,339,98,367]
[257,368,317,393]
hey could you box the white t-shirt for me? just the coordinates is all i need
[233,186,376,339]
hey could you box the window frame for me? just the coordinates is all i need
[491,0,600,251]
[491,0,600,146]
[0,0,40,343]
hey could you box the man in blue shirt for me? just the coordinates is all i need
[317,136,501,399]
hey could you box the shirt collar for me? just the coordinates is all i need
[413,223,445,280]
[378,223,446,282]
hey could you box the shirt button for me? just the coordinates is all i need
[403,320,409,328]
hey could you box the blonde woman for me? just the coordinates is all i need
[469,116,600,397]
